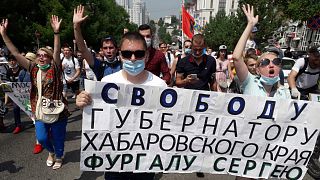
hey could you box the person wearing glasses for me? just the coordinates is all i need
[233,4,290,99]
[76,31,166,180]
[0,15,69,170]
[73,5,121,81]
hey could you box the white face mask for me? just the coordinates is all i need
[145,38,152,48]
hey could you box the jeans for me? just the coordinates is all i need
[35,117,67,158]
[13,103,21,127]
[104,172,155,180]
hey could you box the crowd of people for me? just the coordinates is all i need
[0,3,320,179]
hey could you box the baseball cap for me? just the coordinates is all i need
[252,26,258,33]
[219,45,227,50]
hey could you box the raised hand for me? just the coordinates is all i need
[50,15,62,33]
[0,19,8,36]
[73,5,88,26]
[242,4,258,26]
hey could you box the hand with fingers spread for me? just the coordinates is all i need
[0,19,8,36]
[76,91,92,109]
[50,15,62,33]
[73,5,88,27]
[241,4,259,26]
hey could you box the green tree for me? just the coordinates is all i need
[204,11,241,51]
[0,0,135,51]
[158,18,164,27]
[158,26,172,44]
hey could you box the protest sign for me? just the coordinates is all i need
[2,82,33,119]
[80,80,320,179]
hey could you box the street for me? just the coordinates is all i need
[0,98,315,180]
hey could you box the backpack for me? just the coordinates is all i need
[296,58,320,80]
[61,56,78,69]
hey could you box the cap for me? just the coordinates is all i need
[219,45,227,50]
[25,52,36,62]
[252,26,258,33]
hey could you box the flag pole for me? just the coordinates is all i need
[181,0,184,51]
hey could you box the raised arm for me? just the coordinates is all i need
[0,19,30,70]
[73,5,93,66]
[50,15,62,65]
[232,4,258,82]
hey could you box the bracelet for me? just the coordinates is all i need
[54,32,60,34]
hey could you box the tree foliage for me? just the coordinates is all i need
[0,0,136,51]
[204,11,242,51]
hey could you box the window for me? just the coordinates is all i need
[210,0,214,9]
[218,0,226,12]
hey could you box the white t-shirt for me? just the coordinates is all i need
[101,70,167,87]
[245,39,256,51]
[165,52,175,69]
[62,56,80,81]
[83,59,97,81]
[292,58,320,89]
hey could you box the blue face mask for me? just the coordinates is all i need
[259,75,280,85]
[122,60,145,76]
[184,48,191,55]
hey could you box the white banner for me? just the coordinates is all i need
[2,82,33,119]
[80,80,320,179]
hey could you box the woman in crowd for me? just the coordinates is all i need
[215,45,233,92]
[0,15,69,170]
[232,4,290,99]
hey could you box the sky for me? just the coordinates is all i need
[143,0,181,20]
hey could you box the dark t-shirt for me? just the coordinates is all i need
[176,54,216,90]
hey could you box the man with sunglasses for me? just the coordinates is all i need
[76,31,166,180]
[175,34,216,91]
[233,5,290,99]
[73,5,121,81]
[138,24,171,84]
[288,46,320,100]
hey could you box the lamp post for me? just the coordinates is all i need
[35,30,41,50]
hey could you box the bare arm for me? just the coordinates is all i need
[50,15,62,65]
[288,70,298,89]
[233,4,258,82]
[73,5,93,66]
[0,19,29,70]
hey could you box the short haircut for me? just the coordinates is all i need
[159,42,167,48]
[183,40,192,46]
[101,36,118,48]
[192,34,206,46]
[120,32,147,50]
[138,24,151,32]
[309,46,320,55]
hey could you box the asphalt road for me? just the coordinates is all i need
[0,97,316,180]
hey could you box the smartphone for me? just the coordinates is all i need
[190,74,197,79]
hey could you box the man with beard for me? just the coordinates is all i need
[138,24,171,84]
[73,5,121,81]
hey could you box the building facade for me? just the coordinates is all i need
[115,0,149,26]
[185,0,238,30]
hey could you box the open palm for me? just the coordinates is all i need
[50,15,62,33]
[0,19,8,36]
[242,4,258,26]
[73,5,88,25]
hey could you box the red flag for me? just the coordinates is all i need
[182,6,195,39]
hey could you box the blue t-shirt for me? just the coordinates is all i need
[93,57,121,80]
[241,73,291,99]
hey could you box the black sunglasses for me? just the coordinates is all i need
[259,58,282,67]
[121,50,146,59]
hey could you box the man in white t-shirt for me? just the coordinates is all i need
[62,46,81,98]
[76,31,166,180]
[288,46,320,99]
